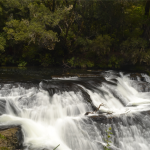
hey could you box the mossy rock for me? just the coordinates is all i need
[0,126,23,150]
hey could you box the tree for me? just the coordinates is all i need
[3,0,73,50]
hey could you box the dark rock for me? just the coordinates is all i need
[86,111,150,128]
[85,112,92,115]
[129,73,145,81]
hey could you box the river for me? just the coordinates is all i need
[0,68,150,150]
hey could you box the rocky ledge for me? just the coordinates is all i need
[0,125,23,150]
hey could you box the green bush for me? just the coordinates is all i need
[67,57,94,68]
[0,34,6,52]
[121,38,149,64]
[0,55,15,66]
[18,61,27,67]
[92,35,112,55]
[108,55,123,68]
[39,53,54,67]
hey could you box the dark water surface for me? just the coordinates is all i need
[0,67,102,82]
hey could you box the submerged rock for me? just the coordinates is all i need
[0,126,23,150]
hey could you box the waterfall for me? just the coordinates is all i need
[0,70,150,150]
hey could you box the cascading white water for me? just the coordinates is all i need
[1,71,150,150]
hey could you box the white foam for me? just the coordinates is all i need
[52,77,78,80]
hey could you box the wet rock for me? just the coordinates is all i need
[85,110,150,128]
[57,74,103,78]
[78,86,98,111]
[52,75,77,79]
[0,125,23,150]
[76,74,101,77]
[137,82,150,92]
[129,73,145,81]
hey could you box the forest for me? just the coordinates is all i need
[0,0,150,69]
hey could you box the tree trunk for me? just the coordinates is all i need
[142,1,150,41]
[52,0,55,12]
[145,0,150,16]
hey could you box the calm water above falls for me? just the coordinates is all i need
[0,69,150,150]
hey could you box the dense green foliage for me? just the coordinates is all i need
[0,0,150,68]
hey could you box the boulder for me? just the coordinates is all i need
[0,125,23,150]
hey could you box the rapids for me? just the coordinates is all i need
[0,70,150,150]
